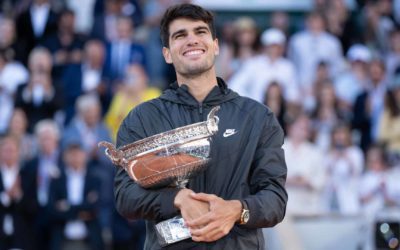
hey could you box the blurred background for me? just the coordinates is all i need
[0,0,400,249]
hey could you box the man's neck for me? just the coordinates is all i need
[176,70,218,103]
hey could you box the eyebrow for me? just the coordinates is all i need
[170,25,210,39]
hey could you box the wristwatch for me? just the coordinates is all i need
[238,200,250,225]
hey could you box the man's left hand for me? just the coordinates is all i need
[186,193,242,242]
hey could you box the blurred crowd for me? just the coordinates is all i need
[1,0,400,249]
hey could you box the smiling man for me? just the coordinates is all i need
[114,3,288,249]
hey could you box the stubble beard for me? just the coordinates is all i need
[176,57,215,79]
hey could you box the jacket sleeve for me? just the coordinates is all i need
[114,109,180,222]
[243,112,288,228]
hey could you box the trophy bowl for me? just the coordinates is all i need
[99,106,220,189]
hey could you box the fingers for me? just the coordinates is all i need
[190,192,217,202]
[190,222,231,242]
[186,213,211,228]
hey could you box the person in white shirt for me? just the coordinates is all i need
[288,12,345,109]
[283,114,326,215]
[334,44,371,111]
[322,123,364,215]
[229,28,300,105]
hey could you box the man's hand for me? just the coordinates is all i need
[174,189,209,228]
[186,193,242,242]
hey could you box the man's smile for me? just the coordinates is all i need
[183,49,205,57]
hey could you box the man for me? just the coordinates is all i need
[21,120,61,250]
[114,3,287,249]
[48,142,103,250]
[0,135,36,249]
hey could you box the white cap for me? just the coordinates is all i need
[347,44,371,62]
[261,28,286,46]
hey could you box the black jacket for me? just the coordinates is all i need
[115,78,288,250]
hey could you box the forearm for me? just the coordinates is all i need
[114,168,180,221]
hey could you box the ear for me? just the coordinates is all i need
[214,38,220,56]
[162,47,173,64]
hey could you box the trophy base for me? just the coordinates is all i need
[155,216,191,247]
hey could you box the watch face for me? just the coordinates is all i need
[243,210,250,223]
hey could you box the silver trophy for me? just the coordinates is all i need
[99,106,220,246]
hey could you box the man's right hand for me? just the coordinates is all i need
[174,188,209,227]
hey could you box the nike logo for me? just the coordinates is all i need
[223,129,238,137]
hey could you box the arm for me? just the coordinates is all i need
[187,113,288,241]
[114,109,181,221]
[242,114,288,228]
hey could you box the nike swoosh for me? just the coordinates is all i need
[223,131,237,137]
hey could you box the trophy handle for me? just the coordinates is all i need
[206,106,220,134]
[98,141,127,167]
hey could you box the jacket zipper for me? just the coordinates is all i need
[198,103,203,115]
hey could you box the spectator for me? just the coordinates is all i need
[263,82,288,133]
[353,59,387,151]
[0,16,26,63]
[21,120,62,250]
[283,114,326,215]
[7,109,36,163]
[102,15,146,85]
[61,39,106,124]
[43,8,85,80]
[311,81,346,152]
[0,48,29,134]
[104,64,160,142]
[334,44,372,111]
[0,134,36,249]
[91,0,121,42]
[288,11,345,103]
[385,28,400,82]
[229,28,300,106]
[15,0,59,64]
[217,16,260,80]
[14,47,64,132]
[359,145,394,217]
[48,142,104,250]
[62,94,113,231]
[378,74,400,158]
[322,123,364,215]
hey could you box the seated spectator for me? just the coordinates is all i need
[322,122,364,215]
[14,47,64,132]
[104,64,160,142]
[0,16,27,64]
[7,108,36,164]
[48,142,104,250]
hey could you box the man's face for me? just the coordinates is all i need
[162,18,219,78]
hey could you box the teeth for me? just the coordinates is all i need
[185,50,203,56]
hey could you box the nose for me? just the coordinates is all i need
[186,32,199,46]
